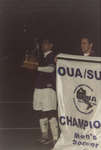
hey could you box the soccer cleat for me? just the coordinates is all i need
[50,140,57,150]
[42,138,53,145]
[38,137,51,144]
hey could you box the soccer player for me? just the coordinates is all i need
[33,39,59,146]
[80,37,95,56]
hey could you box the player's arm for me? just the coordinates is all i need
[37,65,55,73]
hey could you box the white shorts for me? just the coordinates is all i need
[33,88,57,111]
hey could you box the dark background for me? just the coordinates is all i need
[0,0,101,60]
[0,0,101,150]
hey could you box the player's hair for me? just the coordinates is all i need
[41,39,54,44]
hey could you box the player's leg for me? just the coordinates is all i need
[33,89,49,143]
[48,111,59,144]
[33,88,59,145]
[39,111,49,143]
[45,89,59,147]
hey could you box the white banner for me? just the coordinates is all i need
[54,54,101,150]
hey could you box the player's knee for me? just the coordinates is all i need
[48,110,57,120]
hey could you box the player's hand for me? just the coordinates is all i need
[32,62,39,70]
[54,56,57,64]
[21,61,39,70]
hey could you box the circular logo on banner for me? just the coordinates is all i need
[73,84,97,115]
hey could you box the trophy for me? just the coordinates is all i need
[21,37,40,70]
[21,49,39,70]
